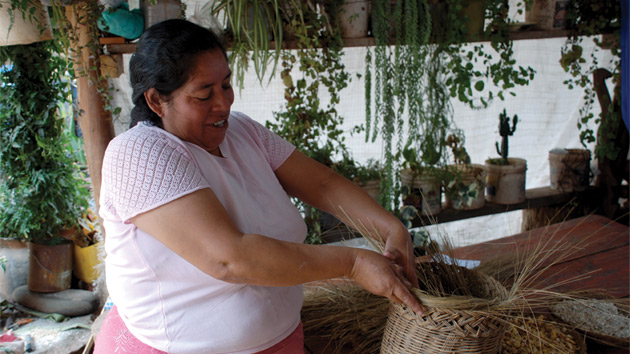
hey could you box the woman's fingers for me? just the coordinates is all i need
[391,279,425,316]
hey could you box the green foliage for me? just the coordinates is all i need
[332,155,386,203]
[559,0,621,161]
[267,0,357,163]
[265,1,357,244]
[366,0,534,212]
[0,41,89,244]
[212,0,305,89]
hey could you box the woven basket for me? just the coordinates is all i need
[381,263,509,354]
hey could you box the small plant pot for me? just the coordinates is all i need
[525,0,569,30]
[400,169,442,216]
[360,179,380,201]
[0,239,29,301]
[484,158,527,205]
[445,164,487,211]
[338,0,370,39]
[27,241,73,293]
[73,242,103,284]
[549,148,591,192]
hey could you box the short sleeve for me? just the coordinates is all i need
[233,112,295,170]
[101,125,210,222]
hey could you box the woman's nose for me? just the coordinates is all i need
[211,88,234,111]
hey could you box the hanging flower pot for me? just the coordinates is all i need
[27,241,73,293]
[0,0,53,46]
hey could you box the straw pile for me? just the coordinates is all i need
[302,279,388,354]
[301,210,627,353]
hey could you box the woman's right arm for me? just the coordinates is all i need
[131,188,423,314]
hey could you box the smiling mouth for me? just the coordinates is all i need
[212,120,226,128]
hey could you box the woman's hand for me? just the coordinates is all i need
[350,249,424,315]
[382,227,419,289]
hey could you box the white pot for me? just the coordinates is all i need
[484,158,527,205]
[400,169,442,216]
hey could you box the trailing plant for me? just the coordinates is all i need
[265,0,357,243]
[559,0,621,161]
[266,0,353,160]
[212,0,305,89]
[365,0,534,213]
[0,40,90,244]
[489,108,518,165]
[445,0,536,109]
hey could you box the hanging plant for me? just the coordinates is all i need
[266,0,358,243]
[559,0,621,161]
[212,0,306,89]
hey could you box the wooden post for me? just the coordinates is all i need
[65,4,116,220]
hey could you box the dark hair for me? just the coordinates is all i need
[129,19,227,128]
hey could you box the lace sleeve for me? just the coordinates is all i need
[101,126,209,222]
[234,112,295,170]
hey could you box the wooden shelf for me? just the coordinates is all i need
[104,29,575,54]
[410,186,600,228]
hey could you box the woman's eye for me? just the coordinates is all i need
[222,83,232,90]
[197,95,212,101]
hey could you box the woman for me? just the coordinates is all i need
[95,19,423,354]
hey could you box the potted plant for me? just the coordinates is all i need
[443,134,486,210]
[365,0,535,214]
[399,146,442,217]
[333,157,384,202]
[484,109,527,205]
[211,0,305,89]
[0,35,90,292]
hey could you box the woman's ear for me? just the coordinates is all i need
[144,88,165,118]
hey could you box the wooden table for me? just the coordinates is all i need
[451,214,629,353]
[451,214,629,298]
[305,215,629,353]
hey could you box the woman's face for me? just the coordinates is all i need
[160,49,234,156]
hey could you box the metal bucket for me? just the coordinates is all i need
[27,242,73,293]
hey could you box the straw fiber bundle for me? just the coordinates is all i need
[302,279,389,354]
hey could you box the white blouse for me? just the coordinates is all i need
[100,112,307,354]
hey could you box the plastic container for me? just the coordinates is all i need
[484,158,527,205]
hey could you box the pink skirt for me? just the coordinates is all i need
[94,306,304,354]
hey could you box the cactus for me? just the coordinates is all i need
[495,109,518,164]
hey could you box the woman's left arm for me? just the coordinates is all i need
[275,150,418,287]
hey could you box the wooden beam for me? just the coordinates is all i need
[410,186,601,227]
[66,4,115,221]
